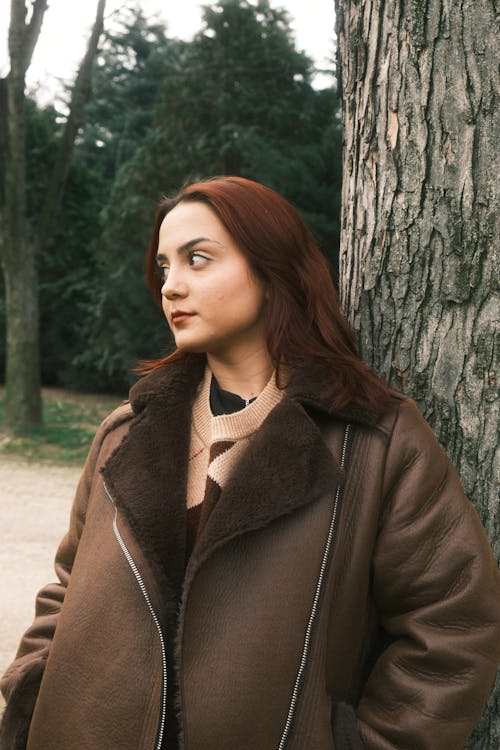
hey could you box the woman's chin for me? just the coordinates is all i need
[174,336,208,354]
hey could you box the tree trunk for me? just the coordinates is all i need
[334,1,498,747]
[1,0,106,433]
[2,0,45,431]
[3,249,41,429]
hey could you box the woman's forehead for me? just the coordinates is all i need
[158,201,234,251]
[160,201,219,233]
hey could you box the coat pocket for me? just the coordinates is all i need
[332,702,365,750]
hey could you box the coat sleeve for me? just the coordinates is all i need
[0,408,128,750]
[355,399,500,750]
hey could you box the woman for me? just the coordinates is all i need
[1,176,499,750]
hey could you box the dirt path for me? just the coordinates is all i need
[0,457,82,700]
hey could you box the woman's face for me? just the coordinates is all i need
[157,201,268,361]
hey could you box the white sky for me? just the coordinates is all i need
[0,0,336,102]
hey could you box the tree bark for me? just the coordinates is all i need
[1,0,106,433]
[1,0,46,430]
[334,0,499,747]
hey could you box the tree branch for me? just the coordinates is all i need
[37,0,107,252]
[0,76,6,268]
[0,77,8,213]
[22,0,49,75]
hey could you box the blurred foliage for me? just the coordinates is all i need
[0,0,342,393]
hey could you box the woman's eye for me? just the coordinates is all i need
[156,252,206,283]
[189,251,207,267]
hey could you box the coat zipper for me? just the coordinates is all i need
[103,482,168,750]
[278,423,352,749]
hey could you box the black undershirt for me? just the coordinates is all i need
[209,375,257,415]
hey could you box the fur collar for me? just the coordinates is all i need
[127,354,381,426]
[101,355,379,630]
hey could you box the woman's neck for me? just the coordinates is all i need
[207,348,274,400]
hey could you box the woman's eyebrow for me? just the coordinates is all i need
[156,236,222,263]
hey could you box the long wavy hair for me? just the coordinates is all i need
[142,175,392,415]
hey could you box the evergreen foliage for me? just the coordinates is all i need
[1,0,341,393]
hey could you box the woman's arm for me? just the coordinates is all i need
[0,526,80,750]
[356,400,500,749]
[0,408,126,750]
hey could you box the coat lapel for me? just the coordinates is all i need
[100,355,205,626]
[187,396,343,576]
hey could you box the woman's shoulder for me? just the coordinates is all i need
[99,400,134,434]
[379,391,442,449]
[374,391,457,503]
[89,400,135,459]
[374,388,437,443]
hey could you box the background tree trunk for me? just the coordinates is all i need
[0,0,106,433]
[1,0,48,431]
[334,1,499,747]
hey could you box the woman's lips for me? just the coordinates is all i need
[171,311,195,325]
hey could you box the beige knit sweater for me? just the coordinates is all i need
[186,366,284,510]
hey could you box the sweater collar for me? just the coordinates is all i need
[192,365,285,446]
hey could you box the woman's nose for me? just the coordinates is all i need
[161,268,187,299]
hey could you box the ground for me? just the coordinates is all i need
[0,456,82,709]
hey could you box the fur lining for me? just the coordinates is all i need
[0,659,46,750]
[100,359,202,630]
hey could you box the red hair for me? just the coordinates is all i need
[143,176,392,415]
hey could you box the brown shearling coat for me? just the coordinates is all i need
[1,356,500,750]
